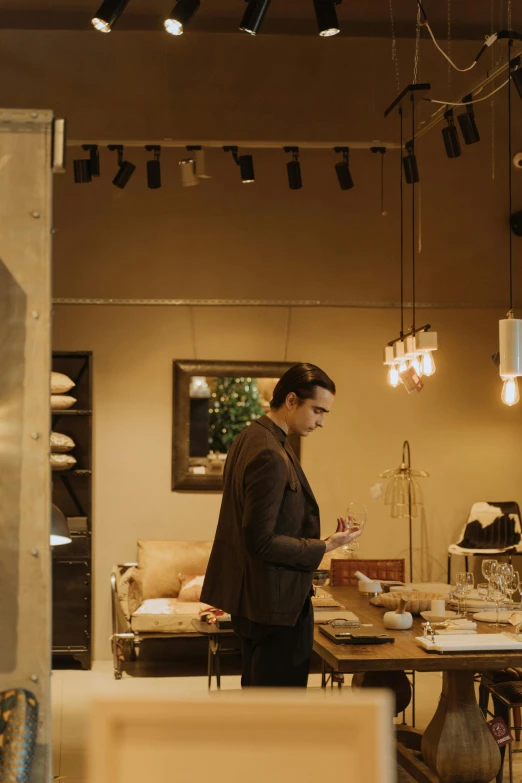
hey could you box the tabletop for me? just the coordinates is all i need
[313,587,522,673]
[192,619,234,636]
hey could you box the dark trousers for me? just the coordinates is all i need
[231,598,313,687]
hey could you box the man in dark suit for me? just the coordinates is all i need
[201,363,362,687]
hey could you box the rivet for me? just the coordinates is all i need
[31,311,40,319]
[30,674,39,683]
[31,211,40,219]
[31,113,39,119]
[31,432,40,440]
[31,549,39,558]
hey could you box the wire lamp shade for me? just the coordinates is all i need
[51,504,71,546]
[379,441,428,580]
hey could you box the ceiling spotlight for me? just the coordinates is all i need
[164,0,200,35]
[334,146,354,190]
[82,144,100,176]
[73,159,92,184]
[179,158,200,187]
[284,146,302,190]
[442,108,461,159]
[240,0,271,35]
[145,145,161,189]
[223,146,255,184]
[402,140,419,184]
[187,146,212,179]
[313,0,341,37]
[108,144,136,189]
[457,95,480,145]
[91,0,129,32]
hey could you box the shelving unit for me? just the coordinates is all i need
[52,351,93,670]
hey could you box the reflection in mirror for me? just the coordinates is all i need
[172,361,300,491]
[189,376,278,478]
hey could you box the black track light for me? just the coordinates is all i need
[82,144,100,176]
[108,144,136,189]
[457,95,480,145]
[284,147,302,190]
[164,0,200,35]
[313,0,341,37]
[511,211,522,237]
[402,141,419,184]
[442,108,461,159]
[91,0,129,32]
[240,0,271,35]
[145,145,161,189]
[334,147,354,190]
[223,146,255,183]
[73,159,92,184]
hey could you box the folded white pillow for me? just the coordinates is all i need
[50,431,76,453]
[51,395,76,410]
[51,372,75,394]
[50,453,77,471]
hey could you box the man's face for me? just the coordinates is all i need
[287,387,334,437]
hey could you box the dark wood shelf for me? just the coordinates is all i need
[51,409,92,416]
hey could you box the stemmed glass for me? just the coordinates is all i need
[456,572,474,616]
[481,559,497,597]
[504,571,519,608]
[489,562,506,627]
[341,502,367,554]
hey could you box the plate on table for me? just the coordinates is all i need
[472,611,513,624]
[420,610,459,623]
[390,583,452,595]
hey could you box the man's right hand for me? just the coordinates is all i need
[324,518,363,553]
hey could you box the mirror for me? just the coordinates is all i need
[172,360,301,490]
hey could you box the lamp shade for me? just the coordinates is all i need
[51,504,71,546]
[499,315,522,377]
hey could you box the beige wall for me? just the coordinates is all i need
[4,26,521,659]
[53,303,522,660]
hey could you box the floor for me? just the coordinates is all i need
[51,662,521,782]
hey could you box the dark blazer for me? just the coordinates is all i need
[201,416,326,626]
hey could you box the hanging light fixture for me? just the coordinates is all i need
[240,0,271,35]
[223,146,255,183]
[284,147,302,189]
[456,94,480,145]
[108,144,135,189]
[379,441,429,582]
[333,146,354,190]
[499,44,522,406]
[313,0,342,37]
[442,108,462,159]
[145,145,161,189]
[382,81,438,392]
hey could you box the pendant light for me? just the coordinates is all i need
[499,42,522,406]
[382,83,437,392]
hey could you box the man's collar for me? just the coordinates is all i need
[255,415,287,444]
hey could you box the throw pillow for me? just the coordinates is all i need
[50,431,76,453]
[51,371,75,394]
[51,395,76,410]
[50,453,77,471]
[178,574,205,602]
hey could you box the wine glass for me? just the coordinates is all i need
[489,563,506,627]
[504,571,519,608]
[477,583,489,602]
[456,572,474,616]
[481,559,497,597]
[341,502,367,554]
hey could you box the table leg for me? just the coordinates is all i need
[207,638,213,690]
[352,671,411,717]
[213,637,221,690]
[421,671,500,783]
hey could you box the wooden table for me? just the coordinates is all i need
[313,587,522,783]
[191,619,236,690]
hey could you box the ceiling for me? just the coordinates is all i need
[0,0,519,38]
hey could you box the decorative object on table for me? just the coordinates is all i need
[312,569,329,586]
[51,371,75,394]
[383,597,413,630]
[313,610,360,627]
[382,84,437,393]
[379,440,429,581]
[372,590,447,615]
[498,47,522,407]
[311,587,344,609]
[417,633,522,654]
[50,431,76,452]
[51,394,77,410]
[51,504,72,546]
[0,689,38,783]
[473,611,512,624]
[421,609,458,623]
[50,453,77,471]
[358,579,382,596]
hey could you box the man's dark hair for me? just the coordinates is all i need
[270,363,336,409]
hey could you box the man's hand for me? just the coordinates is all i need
[324,517,363,553]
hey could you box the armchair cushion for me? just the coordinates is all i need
[131,598,211,633]
[137,540,212,599]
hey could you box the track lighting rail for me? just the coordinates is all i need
[67,139,400,150]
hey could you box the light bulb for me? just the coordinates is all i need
[502,377,520,406]
[422,351,436,376]
[399,359,408,374]
[410,355,423,377]
[387,365,400,388]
